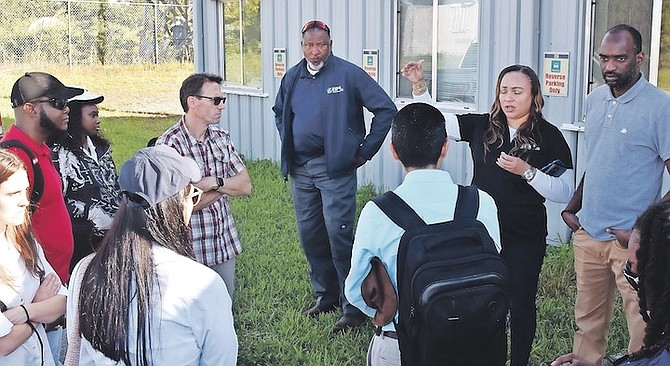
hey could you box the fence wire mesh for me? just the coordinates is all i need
[0,0,193,67]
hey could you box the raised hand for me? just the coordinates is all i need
[401,60,425,84]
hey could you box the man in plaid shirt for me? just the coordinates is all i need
[157,73,252,299]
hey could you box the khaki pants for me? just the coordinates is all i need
[367,333,401,366]
[572,229,645,365]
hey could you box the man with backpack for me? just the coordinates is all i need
[344,102,506,366]
[4,72,83,364]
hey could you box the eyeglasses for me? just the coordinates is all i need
[301,20,330,35]
[623,260,640,292]
[192,95,226,105]
[28,98,68,110]
[187,185,203,206]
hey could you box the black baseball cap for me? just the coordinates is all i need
[10,72,84,108]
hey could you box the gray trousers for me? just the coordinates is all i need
[211,257,236,300]
[289,155,359,315]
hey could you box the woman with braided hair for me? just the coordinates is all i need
[552,200,670,365]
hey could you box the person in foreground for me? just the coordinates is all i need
[552,200,670,366]
[65,145,237,366]
[402,62,573,366]
[344,102,501,365]
[51,88,120,274]
[0,148,67,365]
[274,19,396,334]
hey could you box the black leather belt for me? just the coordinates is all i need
[374,326,398,339]
[45,315,65,332]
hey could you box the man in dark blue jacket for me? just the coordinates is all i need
[273,19,396,334]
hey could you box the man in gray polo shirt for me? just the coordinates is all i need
[561,24,670,365]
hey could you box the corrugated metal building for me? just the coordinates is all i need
[192,0,664,244]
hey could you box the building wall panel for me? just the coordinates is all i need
[194,0,597,244]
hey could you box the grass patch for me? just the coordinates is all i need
[101,115,178,164]
[228,162,633,365]
[0,62,194,118]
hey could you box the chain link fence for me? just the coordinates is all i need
[0,0,193,67]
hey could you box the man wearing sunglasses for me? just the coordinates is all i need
[273,20,396,334]
[4,71,83,364]
[5,72,83,284]
[157,73,252,300]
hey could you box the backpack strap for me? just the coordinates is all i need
[0,140,44,206]
[372,191,426,230]
[454,185,479,220]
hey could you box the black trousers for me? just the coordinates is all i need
[500,237,547,366]
[69,230,104,274]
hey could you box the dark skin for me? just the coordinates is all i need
[562,29,670,247]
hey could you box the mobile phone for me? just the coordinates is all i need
[540,159,569,177]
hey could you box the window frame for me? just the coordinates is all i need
[394,0,481,112]
[220,0,265,97]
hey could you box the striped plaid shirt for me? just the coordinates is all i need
[157,117,245,266]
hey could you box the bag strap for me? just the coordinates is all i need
[454,185,479,220]
[372,185,480,229]
[63,255,93,366]
[372,191,426,230]
[0,140,44,206]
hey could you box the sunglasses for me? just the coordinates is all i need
[28,98,68,110]
[301,20,330,35]
[193,95,226,106]
[187,185,203,206]
[623,259,640,292]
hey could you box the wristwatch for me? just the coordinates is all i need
[522,167,537,182]
[216,177,224,190]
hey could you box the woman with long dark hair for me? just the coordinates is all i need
[0,149,67,365]
[66,145,237,365]
[51,89,120,273]
[403,62,574,365]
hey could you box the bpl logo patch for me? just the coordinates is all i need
[327,86,344,94]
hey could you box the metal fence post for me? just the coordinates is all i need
[67,0,72,68]
[153,0,158,64]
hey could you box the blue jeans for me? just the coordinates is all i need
[46,327,63,365]
[289,155,359,315]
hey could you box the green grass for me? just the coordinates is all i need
[95,115,632,364]
[0,63,193,118]
[224,159,631,365]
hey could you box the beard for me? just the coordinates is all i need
[39,109,66,139]
[602,69,636,90]
[307,61,324,71]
